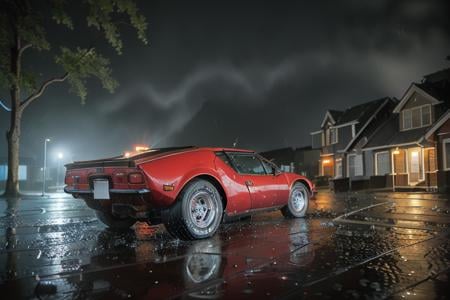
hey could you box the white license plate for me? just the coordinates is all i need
[93,180,110,200]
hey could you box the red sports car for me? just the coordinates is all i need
[64,146,314,240]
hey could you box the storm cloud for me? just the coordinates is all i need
[0,0,449,161]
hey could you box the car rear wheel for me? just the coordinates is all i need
[164,179,223,240]
[281,182,309,218]
[95,210,136,230]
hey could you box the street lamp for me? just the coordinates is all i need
[42,138,51,197]
[57,152,64,191]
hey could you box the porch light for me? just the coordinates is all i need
[323,159,331,164]
[411,151,419,158]
[393,148,400,155]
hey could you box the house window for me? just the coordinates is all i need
[411,107,421,128]
[444,139,450,171]
[422,105,431,126]
[348,154,363,177]
[403,110,412,130]
[335,159,342,178]
[330,128,338,144]
[393,149,406,173]
[402,105,432,130]
[375,151,390,175]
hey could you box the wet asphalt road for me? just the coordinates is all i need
[0,190,449,299]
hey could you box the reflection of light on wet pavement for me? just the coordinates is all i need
[0,191,448,299]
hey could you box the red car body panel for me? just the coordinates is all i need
[64,147,314,219]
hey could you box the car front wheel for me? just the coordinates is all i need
[164,179,223,240]
[281,182,309,218]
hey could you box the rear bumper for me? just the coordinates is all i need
[64,187,150,195]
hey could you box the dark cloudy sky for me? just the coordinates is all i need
[1,0,449,164]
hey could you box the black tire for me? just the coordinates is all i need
[164,179,223,240]
[95,210,136,230]
[281,182,309,218]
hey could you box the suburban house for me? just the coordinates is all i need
[311,67,450,192]
[310,97,396,189]
[259,146,319,179]
[360,68,450,191]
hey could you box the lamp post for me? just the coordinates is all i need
[42,138,50,196]
[57,152,63,191]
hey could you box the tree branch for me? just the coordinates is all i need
[18,43,32,57]
[20,73,68,110]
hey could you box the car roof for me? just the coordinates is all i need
[198,147,253,153]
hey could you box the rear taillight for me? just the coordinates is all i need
[113,172,127,184]
[65,175,80,185]
[128,172,144,184]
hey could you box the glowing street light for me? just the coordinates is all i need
[56,152,64,191]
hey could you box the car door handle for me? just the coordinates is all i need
[245,180,253,186]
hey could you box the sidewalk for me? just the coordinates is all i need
[315,187,449,201]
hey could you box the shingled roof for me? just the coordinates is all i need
[363,114,430,149]
[330,97,390,131]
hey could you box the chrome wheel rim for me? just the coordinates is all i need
[189,190,216,229]
[291,188,306,212]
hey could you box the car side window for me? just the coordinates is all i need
[228,153,266,175]
[215,152,233,167]
[261,159,275,174]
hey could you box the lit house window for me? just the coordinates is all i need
[375,151,390,175]
[402,105,432,130]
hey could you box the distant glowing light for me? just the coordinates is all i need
[135,145,150,152]
[124,152,131,158]
[57,152,63,159]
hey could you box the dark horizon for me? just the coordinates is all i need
[1,0,449,164]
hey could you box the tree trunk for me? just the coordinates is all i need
[4,110,21,197]
[4,31,22,197]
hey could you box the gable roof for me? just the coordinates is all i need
[416,80,450,107]
[320,97,389,130]
[320,110,342,128]
[337,98,388,129]
[393,83,441,113]
[393,68,450,113]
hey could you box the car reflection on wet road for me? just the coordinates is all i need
[0,191,449,299]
